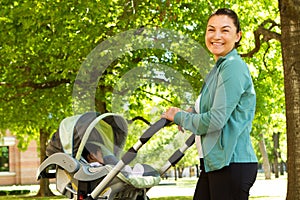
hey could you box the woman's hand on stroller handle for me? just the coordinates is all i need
[161,107,181,122]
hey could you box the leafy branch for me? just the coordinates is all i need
[241,19,281,58]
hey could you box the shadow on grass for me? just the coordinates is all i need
[0,190,30,196]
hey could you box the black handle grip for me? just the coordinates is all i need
[185,134,195,147]
[121,147,138,165]
[140,118,171,144]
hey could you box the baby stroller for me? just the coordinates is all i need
[37,112,195,200]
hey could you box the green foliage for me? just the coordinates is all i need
[0,0,284,167]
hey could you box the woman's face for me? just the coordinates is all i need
[205,15,241,60]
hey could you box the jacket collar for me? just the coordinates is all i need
[215,48,238,66]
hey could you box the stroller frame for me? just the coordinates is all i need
[37,112,195,200]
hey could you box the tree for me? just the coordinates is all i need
[279,0,300,199]
[0,0,290,197]
[0,0,205,195]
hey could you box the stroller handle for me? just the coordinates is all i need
[140,118,171,144]
[122,118,171,165]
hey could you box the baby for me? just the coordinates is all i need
[81,142,159,177]
[82,142,105,167]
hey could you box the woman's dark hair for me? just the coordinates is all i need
[208,8,242,48]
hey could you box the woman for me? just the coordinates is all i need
[161,8,258,200]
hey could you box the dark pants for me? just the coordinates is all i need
[193,159,258,200]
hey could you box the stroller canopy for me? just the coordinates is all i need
[46,112,128,161]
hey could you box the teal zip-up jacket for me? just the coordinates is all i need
[174,49,258,172]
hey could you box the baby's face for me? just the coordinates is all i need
[92,150,104,164]
[88,149,104,164]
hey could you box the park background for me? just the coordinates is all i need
[0,0,299,199]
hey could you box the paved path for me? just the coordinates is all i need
[0,174,287,199]
[147,177,287,199]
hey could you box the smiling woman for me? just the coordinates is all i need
[205,8,242,60]
[161,8,258,200]
[205,14,242,61]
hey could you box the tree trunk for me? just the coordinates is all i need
[195,164,200,177]
[273,132,280,178]
[96,99,108,113]
[177,166,184,178]
[174,166,177,181]
[279,0,300,199]
[259,134,271,179]
[36,129,54,197]
[280,161,285,175]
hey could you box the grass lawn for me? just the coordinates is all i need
[0,196,285,200]
[0,196,192,200]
